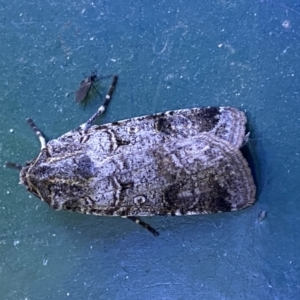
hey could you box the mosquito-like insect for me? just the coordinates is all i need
[75,71,110,105]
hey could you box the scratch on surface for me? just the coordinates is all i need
[145,283,182,288]
[157,38,169,55]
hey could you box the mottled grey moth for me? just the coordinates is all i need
[6,75,256,236]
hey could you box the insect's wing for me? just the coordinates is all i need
[75,81,92,103]
[47,132,255,217]
[91,107,247,150]
[54,107,246,163]
[104,132,256,216]
[39,107,253,216]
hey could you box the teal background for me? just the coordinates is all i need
[1,1,300,299]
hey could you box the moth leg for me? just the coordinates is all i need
[80,75,118,132]
[125,216,159,237]
[26,118,47,150]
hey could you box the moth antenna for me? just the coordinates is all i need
[80,75,118,132]
[5,162,23,171]
[26,118,47,150]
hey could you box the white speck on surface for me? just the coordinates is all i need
[9,129,14,133]
[257,210,267,223]
[14,240,20,246]
[282,20,291,29]
[43,258,48,266]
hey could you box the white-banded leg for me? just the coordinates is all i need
[125,216,159,237]
[80,75,118,132]
[26,118,47,150]
[5,119,47,170]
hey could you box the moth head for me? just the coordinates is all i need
[5,118,50,201]
[21,160,43,199]
[5,119,88,212]
[6,149,93,211]
[6,158,43,200]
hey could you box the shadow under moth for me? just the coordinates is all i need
[6,75,256,236]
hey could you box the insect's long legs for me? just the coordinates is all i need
[80,75,118,132]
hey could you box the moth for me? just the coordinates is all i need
[6,75,256,236]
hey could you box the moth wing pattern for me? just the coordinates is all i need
[95,106,247,149]
[49,107,247,165]
[41,131,255,217]
[84,133,253,215]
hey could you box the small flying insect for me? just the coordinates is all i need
[75,71,110,106]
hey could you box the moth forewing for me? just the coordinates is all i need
[28,130,255,216]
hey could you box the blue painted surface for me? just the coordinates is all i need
[1,1,300,299]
